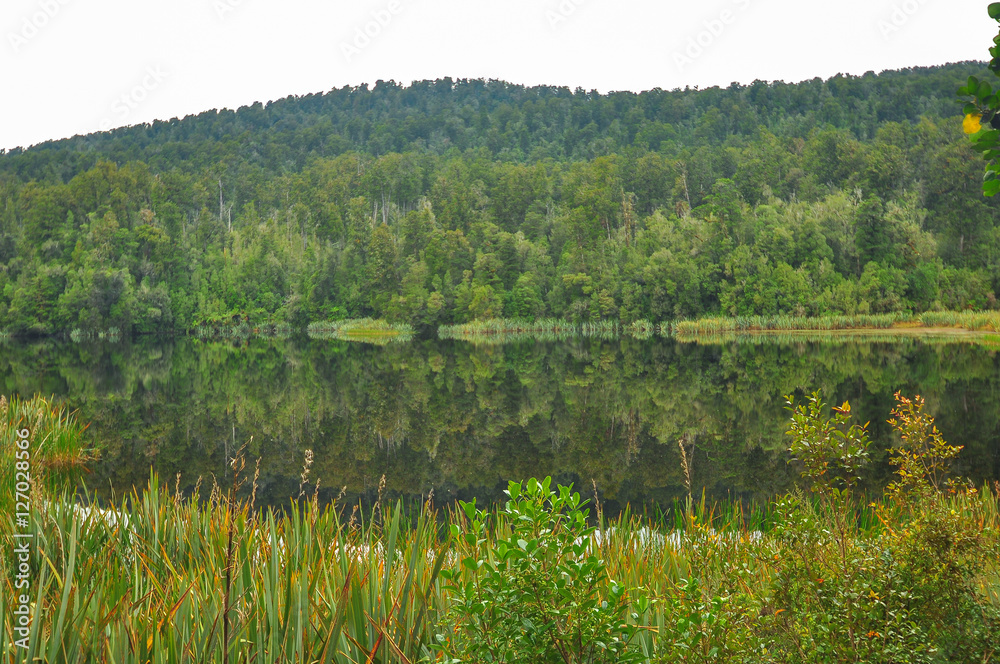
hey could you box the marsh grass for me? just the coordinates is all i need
[439,318,633,344]
[673,313,909,336]
[69,327,122,343]
[193,322,292,340]
[675,330,999,346]
[438,312,1000,347]
[672,311,1000,339]
[624,319,655,340]
[308,319,414,345]
[438,318,585,344]
[919,310,1000,331]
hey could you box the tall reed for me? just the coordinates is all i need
[193,321,293,340]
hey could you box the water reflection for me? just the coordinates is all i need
[1,336,997,512]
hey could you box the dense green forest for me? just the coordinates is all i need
[2,62,1000,336]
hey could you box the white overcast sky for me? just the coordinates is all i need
[0,0,995,150]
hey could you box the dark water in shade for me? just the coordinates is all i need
[1,335,998,512]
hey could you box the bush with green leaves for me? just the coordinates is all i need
[958,2,1000,195]
[653,576,758,664]
[770,391,999,664]
[770,492,936,664]
[784,392,871,498]
[436,477,649,664]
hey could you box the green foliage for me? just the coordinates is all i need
[770,493,938,664]
[886,392,964,495]
[437,477,647,663]
[784,392,871,496]
[960,5,1000,195]
[654,576,753,663]
[770,392,999,664]
[2,65,999,337]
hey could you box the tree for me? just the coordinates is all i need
[366,223,399,315]
[505,273,545,319]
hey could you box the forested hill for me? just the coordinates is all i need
[0,63,984,177]
[1,62,999,335]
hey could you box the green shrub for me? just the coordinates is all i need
[769,391,999,664]
[654,576,759,664]
[437,477,649,663]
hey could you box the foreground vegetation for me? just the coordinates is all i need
[1,393,997,662]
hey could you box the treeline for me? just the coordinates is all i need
[1,63,999,335]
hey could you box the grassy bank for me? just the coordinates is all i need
[1,478,996,661]
[307,318,414,345]
[1,394,998,662]
[69,327,122,343]
[672,311,1000,337]
[438,318,662,344]
[675,329,1000,347]
[438,312,1000,346]
[439,318,610,344]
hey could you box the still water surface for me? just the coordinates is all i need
[2,336,998,512]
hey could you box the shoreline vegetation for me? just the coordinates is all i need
[307,318,414,344]
[671,310,1000,335]
[436,311,1000,345]
[438,318,629,344]
[193,321,292,340]
[5,310,1000,345]
[1,393,997,660]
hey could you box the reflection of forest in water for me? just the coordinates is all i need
[1,336,998,511]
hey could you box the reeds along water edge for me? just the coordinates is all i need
[307,318,415,345]
[672,311,1000,336]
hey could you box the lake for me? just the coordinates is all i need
[2,335,998,512]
